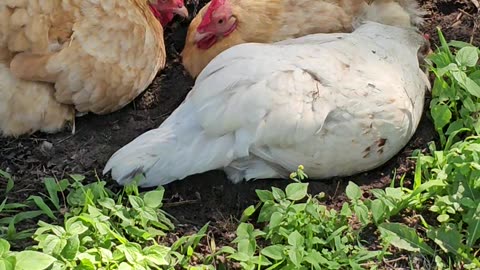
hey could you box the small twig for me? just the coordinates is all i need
[458,9,474,18]
[455,12,464,21]
[56,133,77,144]
[383,255,408,267]
[163,199,200,207]
[331,180,341,199]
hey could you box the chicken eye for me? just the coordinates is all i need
[218,19,224,24]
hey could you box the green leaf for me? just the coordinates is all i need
[61,234,79,260]
[449,40,476,49]
[455,46,479,67]
[287,231,304,247]
[465,204,480,247]
[98,198,116,211]
[76,259,95,270]
[28,196,56,220]
[349,260,364,270]
[43,178,60,209]
[240,205,256,222]
[128,196,144,209]
[287,248,303,268]
[219,246,235,254]
[261,245,285,260]
[463,97,476,112]
[143,189,165,209]
[141,207,159,222]
[42,235,64,256]
[257,202,276,223]
[9,211,43,224]
[228,252,251,262]
[0,239,10,256]
[255,190,274,202]
[465,76,480,98]
[271,187,285,201]
[0,170,14,194]
[187,246,194,257]
[437,63,459,76]
[437,214,450,223]
[436,27,454,61]
[69,174,85,182]
[285,183,308,201]
[14,251,56,270]
[451,70,480,97]
[354,204,370,225]
[6,182,13,196]
[269,211,283,229]
[431,104,452,130]
[237,239,255,257]
[445,120,464,135]
[0,258,15,270]
[143,245,170,266]
[236,223,254,238]
[427,224,464,254]
[346,181,362,201]
[379,223,434,256]
[98,248,113,261]
[117,262,133,270]
[66,220,88,236]
[304,250,326,269]
[470,70,480,81]
[370,199,386,223]
[0,199,6,213]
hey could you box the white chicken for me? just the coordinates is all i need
[104,9,430,187]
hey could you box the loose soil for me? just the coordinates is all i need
[0,0,478,268]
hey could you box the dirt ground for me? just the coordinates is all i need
[0,0,479,264]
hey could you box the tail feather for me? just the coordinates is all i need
[104,128,176,186]
[103,105,236,187]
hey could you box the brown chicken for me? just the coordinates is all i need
[0,0,188,137]
[181,0,423,78]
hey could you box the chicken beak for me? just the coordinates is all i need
[173,6,189,18]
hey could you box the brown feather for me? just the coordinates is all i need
[0,0,167,136]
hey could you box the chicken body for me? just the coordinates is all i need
[0,56,72,136]
[104,20,430,187]
[0,0,187,136]
[181,0,423,78]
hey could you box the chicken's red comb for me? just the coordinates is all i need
[197,0,226,31]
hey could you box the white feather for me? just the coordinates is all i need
[104,22,430,187]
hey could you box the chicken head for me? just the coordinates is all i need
[195,0,238,49]
[149,0,189,26]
